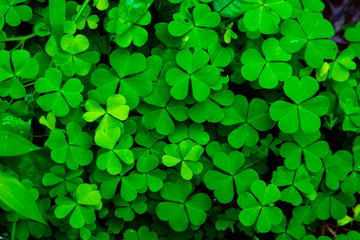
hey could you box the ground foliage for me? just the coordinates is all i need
[0,0,360,239]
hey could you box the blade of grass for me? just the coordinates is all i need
[49,0,65,46]
[74,0,91,22]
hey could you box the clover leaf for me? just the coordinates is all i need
[280,12,337,68]
[237,180,283,233]
[0,50,38,99]
[270,76,329,134]
[83,94,129,136]
[114,194,147,222]
[329,48,357,82]
[90,49,150,109]
[271,215,306,240]
[162,139,204,180]
[345,21,360,58]
[0,0,32,26]
[54,183,102,229]
[53,34,100,77]
[204,151,259,204]
[287,0,325,18]
[168,4,221,49]
[221,95,274,148]
[166,48,220,102]
[338,85,360,132]
[168,123,210,145]
[322,151,350,191]
[311,191,355,220]
[280,130,329,172]
[156,179,212,232]
[42,165,83,198]
[105,0,153,47]
[123,225,158,240]
[35,68,84,117]
[241,37,292,89]
[45,122,93,170]
[272,165,315,206]
[341,149,360,194]
[73,5,99,30]
[95,128,135,175]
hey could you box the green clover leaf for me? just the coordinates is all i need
[162,139,204,180]
[338,85,360,132]
[73,5,99,30]
[166,48,220,102]
[53,34,100,77]
[280,12,337,68]
[341,149,360,194]
[168,123,210,145]
[221,95,274,148]
[323,151,351,191]
[287,0,325,18]
[311,191,355,220]
[105,0,153,47]
[156,179,212,232]
[168,4,221,49]
[54,183,102,229]
[45,122,93,170]
[345,21,360,58]
[271,215,306,240]
[35,68,84,117]
[0,0,32,26]
[237,180,283,233]
[269,76,329,134]
[114,194,147,222]
[42,165,83,198]
[271,165,315,206]
[90,49,150,109]
[0,50,39,99]
[280,130,329,172]
[204,151,259,204]
[123,225,158,240]
[329,48,357,82]
[241,37,292,89]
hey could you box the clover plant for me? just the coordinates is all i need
[1,0,360,239]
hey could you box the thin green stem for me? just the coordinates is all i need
[73,0,91,22]
[4,33,37,42]
[24,82,35,87]
[242,156,267,170]
[11,221,16,240]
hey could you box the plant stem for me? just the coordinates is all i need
[4,33,37,42]
[73,0,91,22]
[11,221,16,240]
[24,82,35,87]
[242,156,267,170]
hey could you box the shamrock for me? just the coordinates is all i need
[287,0,325,18]
[45,122,93,170]
[215,208,240,232]
[341,149,360,194]
[168,4,221,49]
[35,68,84,117]
[166,48,220,102]
[93,166,146,201]
[114,194,147,222]
[345,21,360,58]
[204,151,259,204]
[0,50,38,99]
[269,76,329,134]
[280,12,337,68]
[0,0,32,26]
[311,191,355,220]
[328,48,357,82]
[241,37,292,89]
[123,226,158,240]
[271,216,306,240]
[292,205,316,225]
[73,5,99,30]
[322,151,350,191]
[95,127,135,175]
[162,139,204,180]
[221,95,274,149]
[83,94,130,136]
[280,130,329,172]
[156,179,212,232]
[137,79,188,135]
[54,183,102,228]
[53,34,100,77]
[239,0,292,34]
[338,85,360,132]
[168,123,210,145]
[188,89,235,123]
[42,165,83,198]
[105,0,153,47]
[237,180,283,233]
[271,165,315,206]
[334,232,360,240]
[93,0,109,10]
[90,49,151,109]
